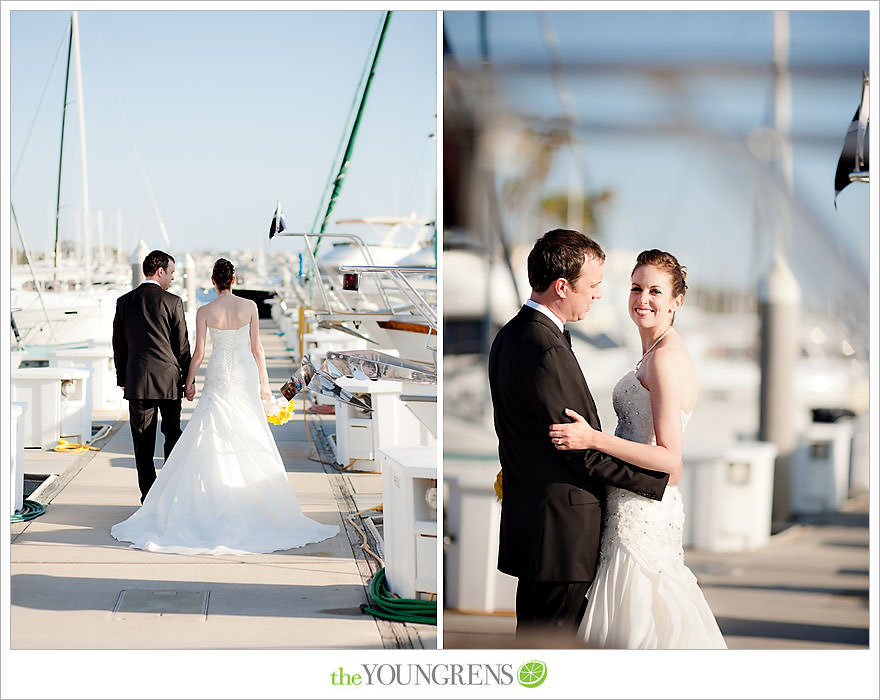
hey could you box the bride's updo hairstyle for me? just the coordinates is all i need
[633,249,688,299]
[212,258,235,291]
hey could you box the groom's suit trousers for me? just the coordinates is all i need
[128,398,182,502]
[515,579,590,639]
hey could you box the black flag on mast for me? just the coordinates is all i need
[269,200,286,239]
[834,71,869,207]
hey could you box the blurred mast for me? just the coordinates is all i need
[760,10,800,523]
[478,11,522,314]
[478,10,494,362]
[538,11,584,234]
[772,8,793,251]
[71,11,91,285]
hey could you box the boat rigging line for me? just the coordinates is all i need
[93,18,171,247]
[10,203,56,343]
[308,16,382,239]
[11,24,68,188]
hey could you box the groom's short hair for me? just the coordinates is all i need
[143,250,175,277]
[527,229,605,292]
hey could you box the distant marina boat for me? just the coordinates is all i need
[317,215,436,271]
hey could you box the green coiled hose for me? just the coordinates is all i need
[11,499,45,522]
[361,567,436,625]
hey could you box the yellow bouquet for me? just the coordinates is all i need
[263,394,294,425]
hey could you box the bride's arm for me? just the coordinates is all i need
[184,307,207,400]
[247,301,271,400]
[549,348,685,485]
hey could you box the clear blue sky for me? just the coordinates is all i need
[6,8,437,255]
[443,9,872,338]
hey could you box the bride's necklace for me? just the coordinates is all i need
[636,326,673,369]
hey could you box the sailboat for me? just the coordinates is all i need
[267,11,437,370]
[10,10,135,445]
[10,11,132,365]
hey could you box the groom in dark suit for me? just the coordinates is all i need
[113,250,191,503]
[488,229,668,642]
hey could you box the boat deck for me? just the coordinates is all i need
[9,319,435,650]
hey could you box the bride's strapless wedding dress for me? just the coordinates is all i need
[111,324,338,555]
[579,370,726,648]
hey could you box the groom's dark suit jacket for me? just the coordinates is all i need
[112,283,191,400]
[488,305,668,583]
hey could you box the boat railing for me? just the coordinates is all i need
[273,232,436,326]
[271,231,396,311]
[337,265,437,331]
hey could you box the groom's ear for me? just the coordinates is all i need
[554,277,567,298]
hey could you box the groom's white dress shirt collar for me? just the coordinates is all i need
[143,280,160,287]
[525,299,565,334]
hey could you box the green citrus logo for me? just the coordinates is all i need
[517,660,547,688]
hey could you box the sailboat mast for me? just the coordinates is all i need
[53,17,74,280]
[314,11,392,257]
[71,11,92,284]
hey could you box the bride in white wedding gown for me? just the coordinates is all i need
[550,249,726,649]
[111,258,338,555]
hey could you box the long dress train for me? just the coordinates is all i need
[578,370,726,648]
[111,324,338,555]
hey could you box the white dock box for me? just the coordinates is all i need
[791,420,855,514]
[11,367,92,448]
[849,412,869,495]
[333,378,430,469]
[443,458,517,613]
[679,441,777,553]
[10,402,27,513]
[48,343,123,411]
[379,447,437,600]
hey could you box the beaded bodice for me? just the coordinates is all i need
[203,325,257,398]
[611,369,691,443]
[601,370,690,572]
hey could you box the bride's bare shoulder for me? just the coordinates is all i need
[236,295,258,317]
[647,334,696,381]
[652,332,699,400]
[197,299,217,320]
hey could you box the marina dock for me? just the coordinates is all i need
[9,320,436,650]
[444,494,869,649]
[8,315,868,653]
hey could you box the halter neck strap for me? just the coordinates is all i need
[636,327,673,369]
